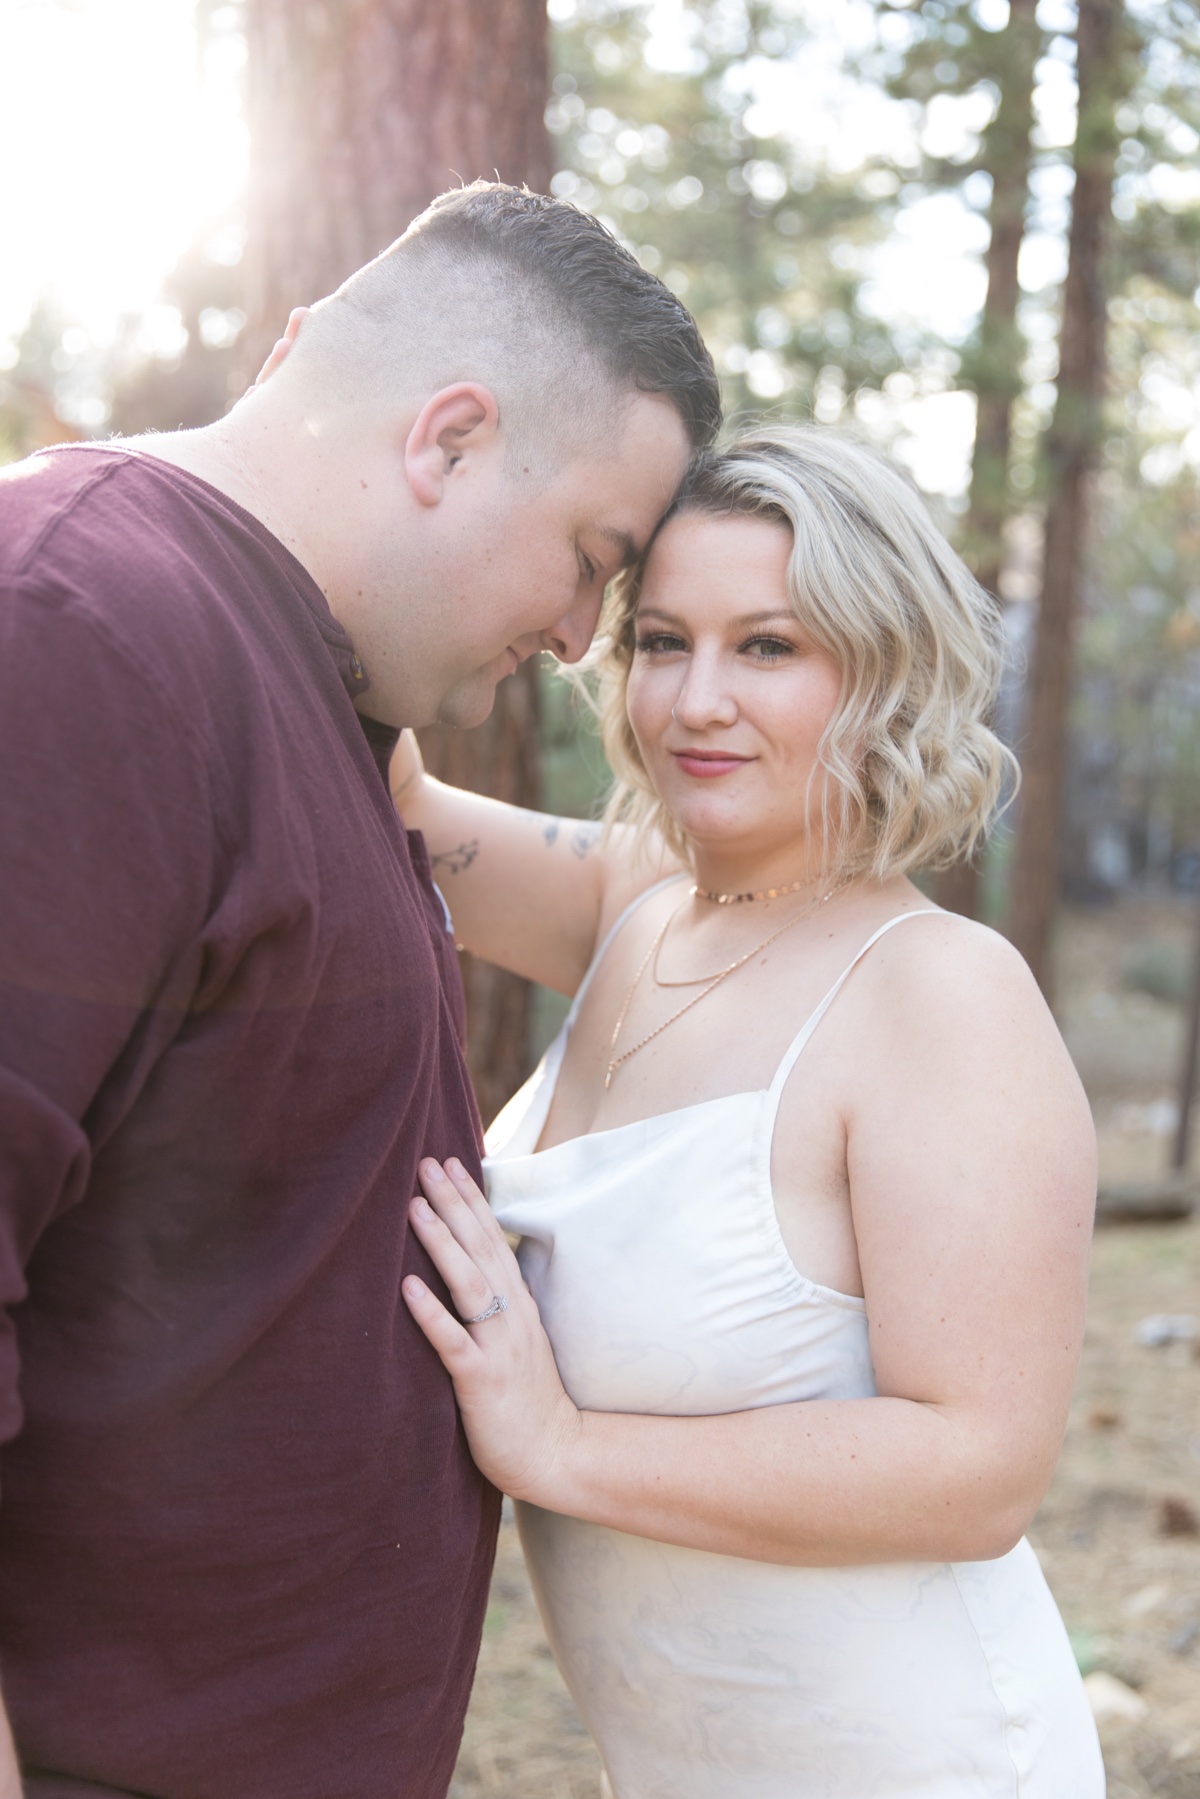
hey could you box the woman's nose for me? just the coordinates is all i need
[670,660,738,729]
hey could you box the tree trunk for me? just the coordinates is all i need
[934,0,1040,920]
[1007,0,1133,994]
[242,0,551,1121]
[241,0,551,372]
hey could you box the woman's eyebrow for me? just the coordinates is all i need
[637,605,798,628]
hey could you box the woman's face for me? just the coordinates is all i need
[625,512,844,865]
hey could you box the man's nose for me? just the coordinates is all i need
[540,577,605,665]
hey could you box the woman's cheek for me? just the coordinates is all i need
[624,668,668,757]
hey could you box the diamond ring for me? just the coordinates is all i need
[463,1293,508,1325]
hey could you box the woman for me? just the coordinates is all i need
[393,427,1103,1796]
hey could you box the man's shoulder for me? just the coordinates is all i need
[2,442,238,583]
[0,444,296,692]
[0,444,132,581]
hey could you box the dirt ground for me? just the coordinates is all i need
[450,897,1200,1798]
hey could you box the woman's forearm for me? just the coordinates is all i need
[526,1394,1044,1568]
[387,732,605,992]
[404,1153,1075,1573]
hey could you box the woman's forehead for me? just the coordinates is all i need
[638,510,794,601]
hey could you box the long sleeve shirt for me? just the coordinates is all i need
[0,446,498,1799]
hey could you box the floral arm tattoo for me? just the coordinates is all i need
[543,817,600,857]
[429,839,480,875]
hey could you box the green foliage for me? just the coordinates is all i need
[547,0,908,421]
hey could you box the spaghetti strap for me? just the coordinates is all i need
[767,910,944,1103]
[565,873,688,1027]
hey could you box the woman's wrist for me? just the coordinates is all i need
[389,730,426,819]
[521,1403,600,1518]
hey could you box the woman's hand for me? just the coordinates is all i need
[403,1158,581,1499]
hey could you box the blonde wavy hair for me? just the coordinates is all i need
[590,425,1017,881]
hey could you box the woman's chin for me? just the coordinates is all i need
[665,801,773,856]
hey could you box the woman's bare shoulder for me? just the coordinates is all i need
[851,905,1092,1138]
[864,906,1045,1015]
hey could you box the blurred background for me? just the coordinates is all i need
[2,1,1198,1791]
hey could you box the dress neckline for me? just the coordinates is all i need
[498,904,943,1163]
[529,1085,765,1161]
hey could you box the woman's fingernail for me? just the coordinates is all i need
[446,1158,465,1178]
[413,1197,433,1220]
[403,1277,426,1298]
[421,1160,445,1182]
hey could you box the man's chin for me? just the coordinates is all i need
[435,674,503,732]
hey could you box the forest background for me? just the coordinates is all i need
[2,0,1199,1124]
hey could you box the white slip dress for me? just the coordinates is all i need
[484,895,1105,1799]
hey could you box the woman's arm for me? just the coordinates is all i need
[403,921,1096,1566]
[391,730,680,995]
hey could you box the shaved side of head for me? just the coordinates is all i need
[276,182,721,479]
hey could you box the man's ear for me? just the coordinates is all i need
[253,307,310,388]
[404,384,501,508]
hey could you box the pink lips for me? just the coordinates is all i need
[672,750,752,779]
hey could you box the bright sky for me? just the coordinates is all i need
[0,0,1085,497]
[0,0,246,347]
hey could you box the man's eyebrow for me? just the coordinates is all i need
[596,525,638,566]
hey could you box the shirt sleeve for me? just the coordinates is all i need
[0,577,214,1442]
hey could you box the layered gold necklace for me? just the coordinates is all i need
[604,875,850,1090]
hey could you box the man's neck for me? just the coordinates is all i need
[125,403,330,598]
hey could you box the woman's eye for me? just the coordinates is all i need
[634,632,688,655]
[743,635,794,662]
[580,552,597,582]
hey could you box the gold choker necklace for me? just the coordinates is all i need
[692,874,814,906]
[604,876,850,1089]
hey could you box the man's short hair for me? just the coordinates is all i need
[293,181,721,466]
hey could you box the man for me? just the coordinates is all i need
[0,182,719,1798]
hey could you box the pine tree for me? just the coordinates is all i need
[1009,0,1139,993]
[867,0,1045,916]
[548,0,904,419]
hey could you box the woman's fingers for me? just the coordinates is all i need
[418,1158,517,1269]
[408,1196,497,1323]
[402,1274,480,1373]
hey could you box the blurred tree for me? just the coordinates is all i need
[1068,470,1200,890]
[1009,0,1138,994]
[241,0,551,375]
[0,303,85,464]
[109,217,248,436]
[547,0,906,420]
[871,0,1045,917]
[242,0,552,1123]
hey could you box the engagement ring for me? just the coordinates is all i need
[462,1294,508,1325]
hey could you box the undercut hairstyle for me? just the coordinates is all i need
[282,181,721,470]
[592,426,1018,881]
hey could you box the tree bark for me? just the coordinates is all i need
[241,0,551,1121]
[241,0,551,372]
[1007,0,1133,994]
[934,0,1040,920]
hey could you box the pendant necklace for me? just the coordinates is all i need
[604,876,850,1089]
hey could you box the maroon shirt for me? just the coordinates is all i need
[0,447,499,1797]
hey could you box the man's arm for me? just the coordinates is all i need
[0,578,214,1759]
